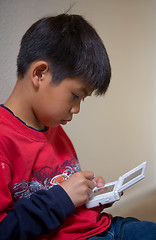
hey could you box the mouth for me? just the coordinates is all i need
[60,119,71,125]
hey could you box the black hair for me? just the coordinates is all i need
[17,14,111,95]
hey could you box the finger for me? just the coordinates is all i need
[93,176,105,188]
[87,179,96,190]
[82,171,94,180]
[88,187,93,196]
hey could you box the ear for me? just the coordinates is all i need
[31,61,49,88]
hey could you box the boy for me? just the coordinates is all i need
[0,13,155,240]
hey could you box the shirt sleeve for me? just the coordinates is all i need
[0,185,75,240]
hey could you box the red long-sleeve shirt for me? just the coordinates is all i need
[0,105,111,240]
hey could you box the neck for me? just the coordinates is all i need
[5,79,45,130]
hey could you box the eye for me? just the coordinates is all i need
[72,93,79,100]
[72,93,85,102]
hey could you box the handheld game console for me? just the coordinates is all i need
[86,161,147,209]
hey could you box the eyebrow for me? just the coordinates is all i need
[76,88,92,96]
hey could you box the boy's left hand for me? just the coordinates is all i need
[92,176,105,191]
[93,176,114,210]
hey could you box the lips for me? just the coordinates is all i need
[60,119,71,125]
[60,120,68,125]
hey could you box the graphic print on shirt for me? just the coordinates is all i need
[13,157,81,200]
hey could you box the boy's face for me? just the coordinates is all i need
[32,73,93,128]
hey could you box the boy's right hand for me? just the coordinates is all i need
[60,171,95,208]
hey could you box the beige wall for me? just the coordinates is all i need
[0,0,156,214]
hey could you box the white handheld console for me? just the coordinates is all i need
[86,161,147,209]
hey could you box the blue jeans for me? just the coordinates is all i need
[86,216,156,240]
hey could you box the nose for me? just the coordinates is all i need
[70,103,80,114]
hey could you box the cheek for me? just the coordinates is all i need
[33,90,72,125]
[39,103,69,125]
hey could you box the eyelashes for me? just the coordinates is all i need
[72,93,85,102]
[72,93,79,100]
